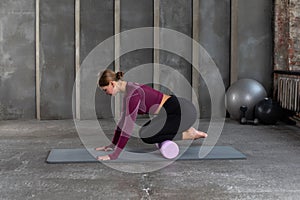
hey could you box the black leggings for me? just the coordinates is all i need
[139,95,197,144]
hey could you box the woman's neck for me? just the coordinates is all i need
[118,81,127,92]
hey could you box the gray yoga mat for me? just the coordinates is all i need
[46,146,246,163]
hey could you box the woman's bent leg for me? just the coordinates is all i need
[139,113,181,144]
[139,96,199,144]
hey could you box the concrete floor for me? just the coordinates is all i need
[0,119,300,200]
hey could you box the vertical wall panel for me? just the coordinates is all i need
[230,0,238,84]
[197,0,230,118]
[238,0,273,94]
[0,0,35,120]
[159,0,192,98]
[120,0,153,81]
[39,0,75,119]
[80,0,114,119]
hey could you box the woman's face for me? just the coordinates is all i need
[101,81,117,96]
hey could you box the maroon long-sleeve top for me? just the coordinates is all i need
[108,82,163,160]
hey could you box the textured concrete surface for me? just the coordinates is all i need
[159,0,192,99]
[39,0,75,119]
[120,0,154,91]
[0,0,275,120]
[0,119,299,199]
[120,0,154,73]
[80,0,114,119]
[0,0,35,120]
[238,0,273,94]
[198,0,231,118]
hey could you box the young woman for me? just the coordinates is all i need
[96,69,207,160]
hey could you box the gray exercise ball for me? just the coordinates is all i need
[226,79,267,120]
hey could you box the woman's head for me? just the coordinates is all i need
[98,69,124,95]
[98,69,124,87]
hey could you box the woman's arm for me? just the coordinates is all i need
[107,92,141,160]
[109,96,126,146]
[111,125,121,145]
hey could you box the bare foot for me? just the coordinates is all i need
[182,127,208,140]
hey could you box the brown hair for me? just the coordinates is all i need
[98,69,124,87]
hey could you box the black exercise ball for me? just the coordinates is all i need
[255,98,281,125]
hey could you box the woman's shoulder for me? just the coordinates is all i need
[127,81,141,86]
[126,82,143,95]
[126,82,143,90]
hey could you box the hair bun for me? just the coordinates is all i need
[116,71,124,80]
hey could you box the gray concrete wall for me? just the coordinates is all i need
[39,0,75,119]
[0,0,274,120]
[80,0,114,119]
[238,0,273,94]
[159,0,192,98]
[0,0,35,120]
[198,0,231,118]
[120,0,153,82]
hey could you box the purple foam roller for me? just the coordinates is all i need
[157,140,179,159]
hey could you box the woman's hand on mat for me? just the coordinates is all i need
[97,155,111,161]
[95,144,114,151]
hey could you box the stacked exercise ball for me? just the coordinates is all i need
[226,79,267,120]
